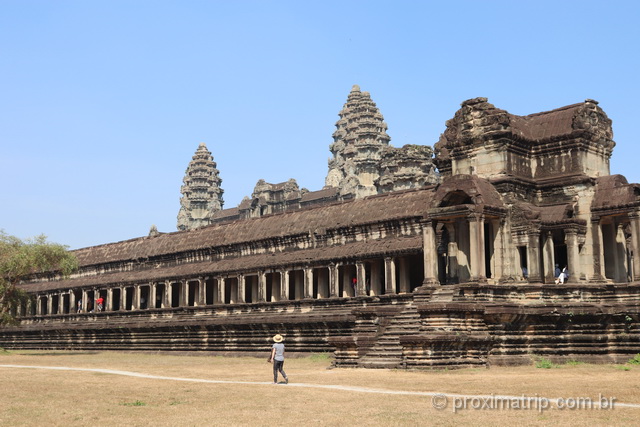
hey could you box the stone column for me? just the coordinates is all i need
[565,230,580,283]
[69,290,76,314]
[630,213,640,282]
[615,222,629,283]
[398,258,410,293]
[526,231,542,282]
[258,271,267,302]
[468,215,486,282]
[58,292,65,314]
[120,286,127,310]
[237,274,246,304]
[35,295,42,315]
[384,257,396,294]
[46,294,53,316]
[280,271,289,301]
[217,277,225,304]
[492,219,505,281]
[106,288,113,311]
[329,263,339,297]
[161,282,168,308]
[354,261,365,296]
[149,282,157,309]
[304,267,313,299]
[445,223,459,282]
[197,278,205,306]
[82,289,88,313]
[422,220,439,285]
[133,285,141,310]
[542,231,555,284]
[591,219,606,281]
[180,280,188,307]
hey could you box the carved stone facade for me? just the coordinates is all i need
[177,143,224,231]
[4,90,640,370]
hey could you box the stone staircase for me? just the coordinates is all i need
[359,304,421,369]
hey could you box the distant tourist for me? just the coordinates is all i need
[351,277,358,296]
[268,334,288,384]
[558,266,569,284]
[77,300,82,313]
[554,264,561,279]
[522,266,528,279]
[96,296,104,312]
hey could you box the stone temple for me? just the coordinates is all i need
[3,86,640,369]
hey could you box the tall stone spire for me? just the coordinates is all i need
[325,85,391,198]
[177,143,224,231]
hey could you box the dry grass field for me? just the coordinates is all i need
[1,350,639,426]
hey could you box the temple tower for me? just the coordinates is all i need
[325,85,391,198]
[177,143,224,231]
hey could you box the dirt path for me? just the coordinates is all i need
[2,363,640,409]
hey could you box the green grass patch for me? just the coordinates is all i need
[564,360,584,366]
[308,352,332,362]
[533,356,556,369]
[615,365,631,371]
[121,400,146,407]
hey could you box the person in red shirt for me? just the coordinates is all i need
[96,297,104,312]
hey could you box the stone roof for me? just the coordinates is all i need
[592,175,640,210]
[22,235,422,293]
[510,103,583,141]
[72,188,434,267]
[431,175,504,209]
[300,187,339,203]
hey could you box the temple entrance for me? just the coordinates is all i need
[154,283,164,308]
[312,268,328,299]
[553,230,568,275]
[601,220,630,283]
[187,281,197,306]
[266,272,281,301]
[286,270,303,300]
[62,294,70,314]
[169,283,179,307]
[338,265,356,297]
[518,246,528,279]
[140,285,150,309]
[225,278,237,304]
[112,288,121,310]
[206,279,215,304]
[51,295,59,315]
[125,286,134,310]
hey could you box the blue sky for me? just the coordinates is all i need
[1,1,639,249]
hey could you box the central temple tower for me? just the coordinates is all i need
[177,143,224,231]
[325,85,391,198]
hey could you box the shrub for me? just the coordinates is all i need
[534,356,556,369]
[627,354,640,365]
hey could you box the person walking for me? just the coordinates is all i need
[269,334,288,384]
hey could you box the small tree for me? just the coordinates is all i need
[0,231,78,325]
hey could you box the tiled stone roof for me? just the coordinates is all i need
[72,188,434,267]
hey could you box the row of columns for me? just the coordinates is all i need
[30,257,413,316]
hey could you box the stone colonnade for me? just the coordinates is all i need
[28,254,421,316]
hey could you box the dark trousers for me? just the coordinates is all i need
[273,360,287,383]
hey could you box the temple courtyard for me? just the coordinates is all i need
[1,351,639,426]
